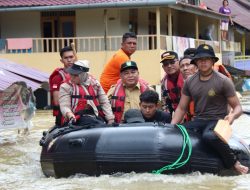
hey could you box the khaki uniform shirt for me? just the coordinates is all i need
[107,83,153,121]
[59,76,114,122]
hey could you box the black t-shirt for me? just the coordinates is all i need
[143,110,171,123]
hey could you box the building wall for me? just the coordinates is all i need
[0,12,40,38]
[0,50,162,85]
[76,8,130,37]
[137,9,148,35]
[76,9,105,37]
[119,9,130,33]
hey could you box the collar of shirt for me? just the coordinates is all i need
[122,82,140,90]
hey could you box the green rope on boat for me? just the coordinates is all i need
[152,124,192,174]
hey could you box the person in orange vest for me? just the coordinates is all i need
[49,46,76,126]
[100,32,137,93]
[107,61,151,123]
[171,44,248,174]
[59,60,114,125]
[213,63,232,80]
[160,51,184,116]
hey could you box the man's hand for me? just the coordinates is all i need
[107,119,115,124]
[66,112,76,122]
[224,113,235,125]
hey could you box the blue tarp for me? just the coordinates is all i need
[234,60,250,71]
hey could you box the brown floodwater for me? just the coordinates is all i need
[0,107,250,190]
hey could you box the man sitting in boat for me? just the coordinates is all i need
[179,48,198,122]
[171,44,249,174]
[160,51,184,117]
[107,61,151,123]
[139,90,171,123]
[123,109,145,123]
[59,60,115,125]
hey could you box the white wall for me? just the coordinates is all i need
[1,12,40,38]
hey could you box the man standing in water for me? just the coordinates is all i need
[171,44,248,174]
[49,46,76,126]
[100,32,137,93]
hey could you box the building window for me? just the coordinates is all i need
[41,11,76,52]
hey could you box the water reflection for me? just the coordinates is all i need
[0,110,250,190]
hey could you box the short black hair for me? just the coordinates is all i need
[60,46,73,58]
[140,90,159,104]
[122,32,137,43]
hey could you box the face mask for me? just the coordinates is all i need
[79,72,88,83]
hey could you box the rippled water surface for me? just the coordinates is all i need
[1,102,250,190]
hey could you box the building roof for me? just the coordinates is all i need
[0,0,177,11]
[0,59,49,91]
[204,0,250,31]
[0,0,227,21]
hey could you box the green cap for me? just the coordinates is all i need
[120,61,138,72]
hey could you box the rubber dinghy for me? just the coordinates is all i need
[40,122,250,178]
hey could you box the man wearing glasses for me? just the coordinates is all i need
[160,51,184,116]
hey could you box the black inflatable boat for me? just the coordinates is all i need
[40,122,250,178]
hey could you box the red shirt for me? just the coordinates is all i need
[50,74,63,92]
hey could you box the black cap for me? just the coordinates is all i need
[184,48,196,58]
[120,61,138,73]
[66,60,89,75]
[160,51,178,63]
[180,48,197,65]
[124,109,145,123]
[191,44,219,65]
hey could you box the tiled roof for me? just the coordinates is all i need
[0,0,149,8]
[204,0,250,31]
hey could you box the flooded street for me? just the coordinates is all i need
[1,106,250,190]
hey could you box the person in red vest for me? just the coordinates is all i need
[100,32,137,93]
[160,51,184,117]
[49,46,76,126]
[59,60,114,125]
[107,61,151,123]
